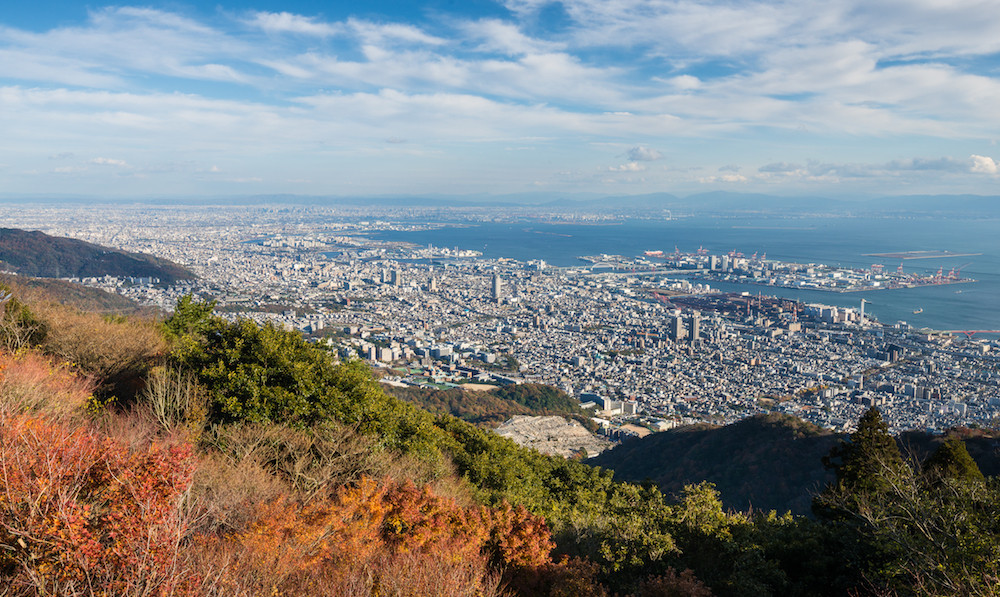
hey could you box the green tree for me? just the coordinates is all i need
[812,409,1000,595]
[665,483,787,597]
[922,438,985,485]
[816,407,910,515]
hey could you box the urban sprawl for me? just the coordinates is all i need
[5,205,999,445]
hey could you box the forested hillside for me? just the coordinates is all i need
[0,228,194,283]
[592,415,841,514]
[593,413,1000,516]
[2,286,999,596]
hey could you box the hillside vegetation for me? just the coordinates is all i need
[0,272,155,315]
[0,228,194,283]
[592,414,841,514]
[592,414,1000,516]
[2,286,999,596]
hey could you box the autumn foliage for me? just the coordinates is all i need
[0,350,93,418]
[0,289,721,596]
[198,476,555,595]
[0,343,563,596]
[0,411,196,596]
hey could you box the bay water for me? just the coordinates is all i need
[369,216,1000,334]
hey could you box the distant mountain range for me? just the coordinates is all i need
[3,192,997,217]
[542,191,1000,217]
[0,228,194,284]
[591,414,1000,515]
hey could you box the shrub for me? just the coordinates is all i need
[200,422,393,498]
[0,412,196,596]
[0,349,93,418]
[32,301,167,400]
[187,477,532,596]
[141,365,208,437]
[0,289,47,352]
[636,568,713,597]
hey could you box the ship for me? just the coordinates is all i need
[912,308,923,314]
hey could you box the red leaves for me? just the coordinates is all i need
[0,412,196,595]
[0,410,568,596]
[0,350,567,596]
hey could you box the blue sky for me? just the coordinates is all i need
[2,0,999,199]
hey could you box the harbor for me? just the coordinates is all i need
[642,248,976,294]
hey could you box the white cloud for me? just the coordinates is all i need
[699,173,747,183]
[758,162,803,174]
[246,12,340,37]
[462,19,561,55]
[2,3,1000,196]
[0,7,254,88]
[885,157,968,172]
[626,146,662,161]
[666,75,701,90]
[347,18,445,46]
[970,154,999,174]
[90,157,128,166]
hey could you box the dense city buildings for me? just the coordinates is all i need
[3,203,998,436]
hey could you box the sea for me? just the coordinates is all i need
[367,216,1000,335]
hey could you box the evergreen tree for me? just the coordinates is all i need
[921,437,984,485]
[820,407,909,502]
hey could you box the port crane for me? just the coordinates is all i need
[947,330,1000,339]
[948,262,972,280]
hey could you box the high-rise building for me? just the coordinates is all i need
[429,276,437,292]
[491,274,502,301]
[670,316,686,342]
[688,312,701,344]
[393,268,403,287]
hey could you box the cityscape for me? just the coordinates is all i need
[5,203,997,446]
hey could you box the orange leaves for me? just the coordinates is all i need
[220,476,556,594]
[0,347,566,596]
[326,476,392,565]
[0,408,561,596]
[0,411,196,596]
[380,479,488,562]
[481,501,556,569]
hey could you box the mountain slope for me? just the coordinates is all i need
[591,414,841,514]
[0,228,193,283]
[0,272,155,315]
